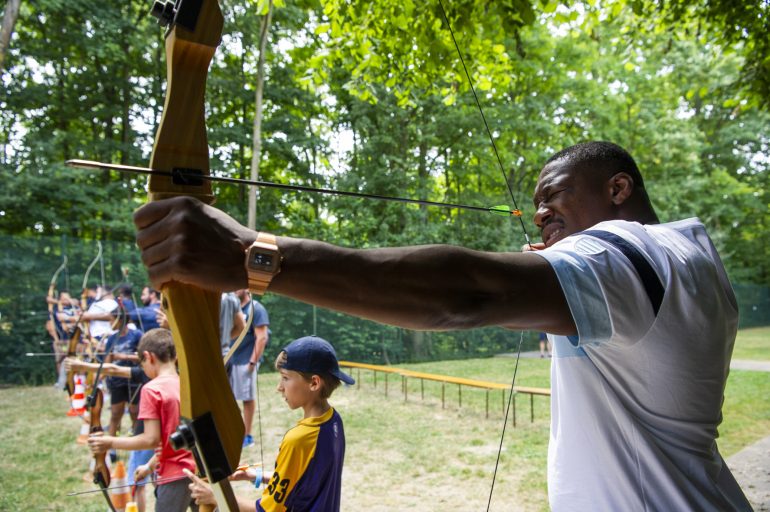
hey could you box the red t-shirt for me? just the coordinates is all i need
[138,373,195,481]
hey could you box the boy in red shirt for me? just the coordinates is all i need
[89,328,198,511]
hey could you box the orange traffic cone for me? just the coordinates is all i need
[110,460,130,511]
[69,374,87,416]
[76,410,91,444]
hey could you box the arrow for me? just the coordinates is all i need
[66,159,523,217]
[66,463,263,496]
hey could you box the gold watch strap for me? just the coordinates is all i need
[246,232,279,295]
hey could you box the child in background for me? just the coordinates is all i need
[187,335,354,512]
[89,328,198,511]
[65,356,152,512]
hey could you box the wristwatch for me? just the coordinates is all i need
[245,232,282,295]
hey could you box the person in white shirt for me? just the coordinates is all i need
[80,288,118,340]
[133,141,752,511]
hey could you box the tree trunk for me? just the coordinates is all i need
[0,0,21,72]
[407,330,432,361]
[247,1,274,230]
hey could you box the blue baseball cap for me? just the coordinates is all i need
[281,336,355,385]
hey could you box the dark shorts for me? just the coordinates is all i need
[108,381,141,405]
[155,477,198,512]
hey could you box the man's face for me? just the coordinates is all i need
[141,287,151,306]
[532,159,615,247]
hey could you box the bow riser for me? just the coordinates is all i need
[89,387,117,512]
[65,326,84,396]
[161,288,243,466]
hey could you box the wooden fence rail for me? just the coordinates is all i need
[339,361,550,426]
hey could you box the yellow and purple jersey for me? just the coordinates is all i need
[258,407,345,512]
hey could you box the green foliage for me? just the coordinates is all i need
[623,0,770,109]
[315,0,533,107]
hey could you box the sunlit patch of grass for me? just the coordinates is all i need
[732,326,770,360]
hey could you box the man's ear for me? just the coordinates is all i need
[609,172,634,205]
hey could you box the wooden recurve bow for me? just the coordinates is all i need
[145,1,243,510]
[80,241,103,360]
[64,242,103,396]
[47,255,68,347]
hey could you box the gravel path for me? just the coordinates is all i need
[729,435,770,511]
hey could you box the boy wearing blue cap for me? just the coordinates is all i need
[187,335,354,512]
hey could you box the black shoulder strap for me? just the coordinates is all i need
[581,230,665,316]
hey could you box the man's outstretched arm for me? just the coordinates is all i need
[134,196,575,335]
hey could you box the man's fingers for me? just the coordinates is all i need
[133,198,178,230]
[133,194,254,292]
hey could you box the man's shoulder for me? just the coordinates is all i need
[91,298,118,313]
[589,218,706,241]
[249,299,269,324]
[221,293,239,308]
[548,218,707,257]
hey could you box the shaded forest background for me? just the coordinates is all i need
[1,0,768,384]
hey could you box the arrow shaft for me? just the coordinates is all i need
[67,462,262,496]
[66,159,515,216]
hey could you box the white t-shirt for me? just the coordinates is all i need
[219,292,241,357]
[537,218,751,511]
[87,298,118,339]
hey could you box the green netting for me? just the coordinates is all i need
[733,283,770,328]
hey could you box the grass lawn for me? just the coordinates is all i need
[0,327,767,511]
[733,325,770,360]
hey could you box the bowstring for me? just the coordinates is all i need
[437,0,532,249]
[436,1,532,509]
[487,330,525,510]
[255,363,265,485]
[248,294,266,484]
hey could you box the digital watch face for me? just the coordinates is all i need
[250,251,275,270]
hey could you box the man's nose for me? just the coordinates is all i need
[533,203,552,228]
